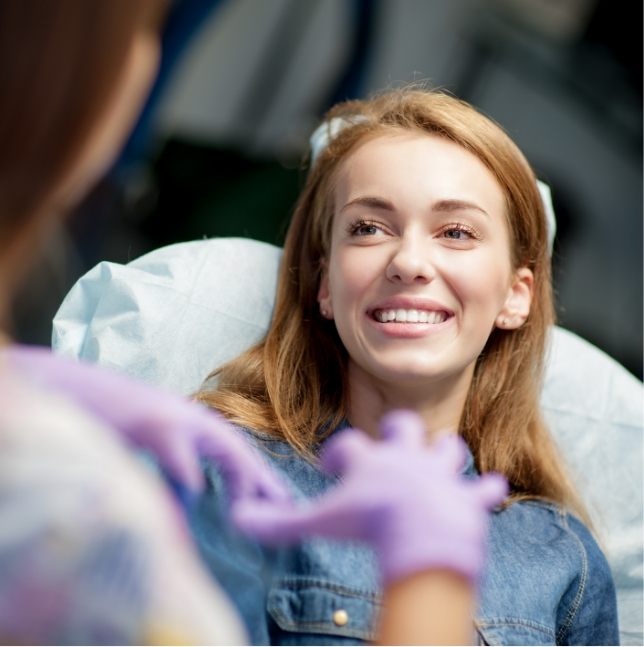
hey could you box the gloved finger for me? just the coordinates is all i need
[428,433,468,474]
[233,492,364,544]
[194,408,250,449]
[195,405,238,433]
[159,437,205,492]
[379,409,425,447]
[194,418,267,472]
[319,428,373,476]
[196,434,292,504]
[232,500,314,544]
[227,464,293,504]
[251,470,294,503]
[472,472,509,509]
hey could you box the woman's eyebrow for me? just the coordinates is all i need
[339,196,490,217]
[340,196,395,212]
[432,199,489,217]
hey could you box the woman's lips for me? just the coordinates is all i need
[367,306,454,338]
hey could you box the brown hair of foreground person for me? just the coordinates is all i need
[0,0,165,326]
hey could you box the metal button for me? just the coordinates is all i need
[332,609,349,627]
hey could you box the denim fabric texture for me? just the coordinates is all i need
[188,424,619,646]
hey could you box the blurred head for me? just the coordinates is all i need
[0,0,165,325]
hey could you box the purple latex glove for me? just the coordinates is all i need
[234,410,508,584]
[4,345,290,503]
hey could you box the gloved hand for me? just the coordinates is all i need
[234,410,507,584]
[4,345,290,503]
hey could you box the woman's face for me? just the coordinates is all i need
[318,132,533,391]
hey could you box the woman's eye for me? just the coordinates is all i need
[441,225,478,241]
[444,228,469,239]
[349,220,382,236]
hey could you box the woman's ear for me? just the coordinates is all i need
[496,267,533,330]
[317,264,334,320]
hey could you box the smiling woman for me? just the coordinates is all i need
[195,88,619,645]
[319,133,533,433]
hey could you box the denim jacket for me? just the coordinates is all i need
[187,425,619,646]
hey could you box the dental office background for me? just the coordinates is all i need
[14,0,643,380]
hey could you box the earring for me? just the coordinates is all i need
[320,307,328,318]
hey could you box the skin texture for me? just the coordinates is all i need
[317,133,533,439]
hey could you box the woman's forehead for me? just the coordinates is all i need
[332,132,506,217]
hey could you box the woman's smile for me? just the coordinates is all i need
[367,296,455,338]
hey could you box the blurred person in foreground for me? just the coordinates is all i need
[0,1,278,643]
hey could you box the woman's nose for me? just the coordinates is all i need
[385,237,436,284]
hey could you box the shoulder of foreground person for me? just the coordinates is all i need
[0,379,247,645]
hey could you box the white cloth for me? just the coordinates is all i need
[53,236,643,644]
[541,327,643,644]
[53,237,281,396]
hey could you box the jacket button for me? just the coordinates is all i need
[333,609,349,626]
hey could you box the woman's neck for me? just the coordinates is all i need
[346,361,474,442]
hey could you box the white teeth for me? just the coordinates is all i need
[374,309,447,324]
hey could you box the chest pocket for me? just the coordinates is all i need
[476,619,557,645]
[267,578,380,645]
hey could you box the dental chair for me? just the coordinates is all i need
[52,236,643,645]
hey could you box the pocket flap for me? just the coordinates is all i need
[477,619,556,645]
[268,578,380,641]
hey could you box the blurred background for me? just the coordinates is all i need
[14,0,643,378]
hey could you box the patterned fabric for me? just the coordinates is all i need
[0,370,245,645]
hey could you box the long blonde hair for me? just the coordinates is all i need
[197,88,586,520]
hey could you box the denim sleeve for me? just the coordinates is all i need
[557,515,620,646]
[186,461,274,645]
